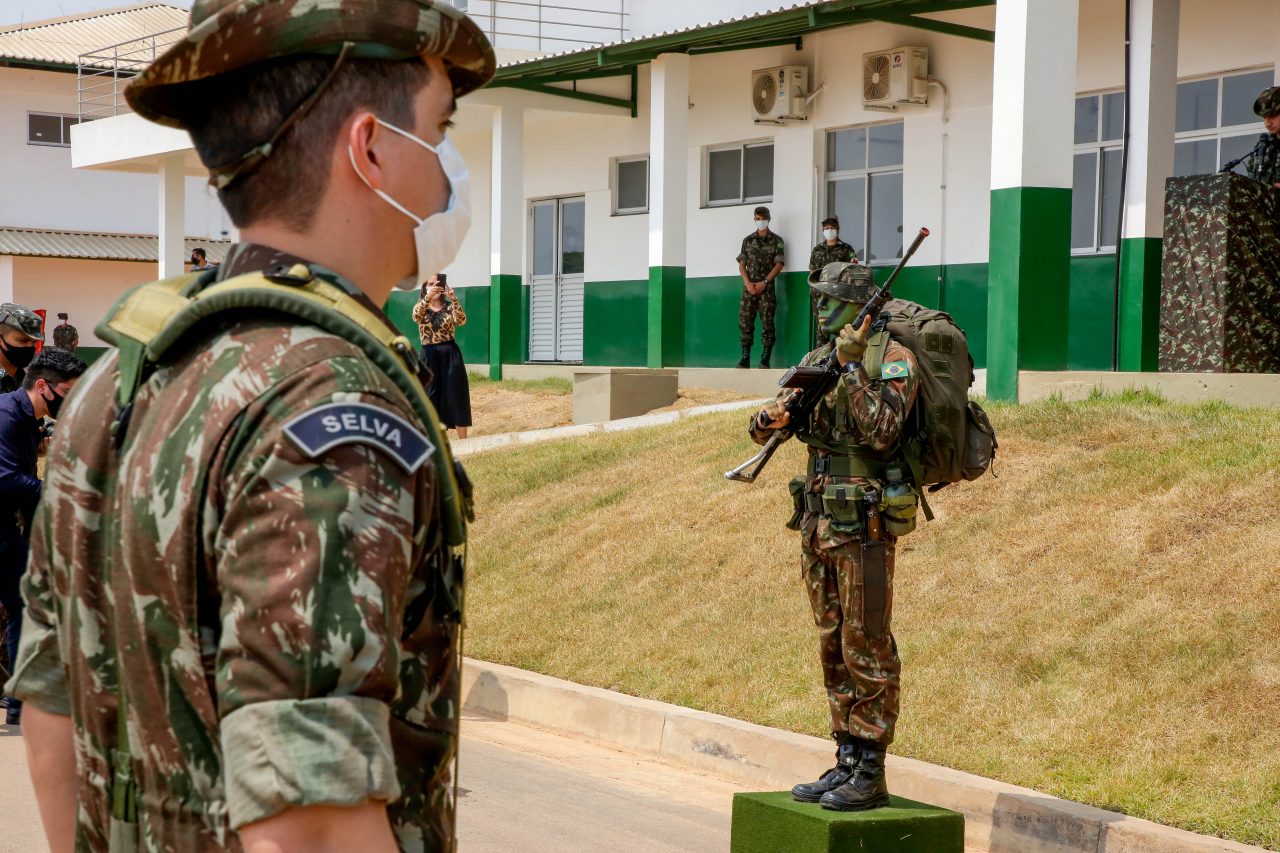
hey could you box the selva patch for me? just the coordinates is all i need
[283,402,434,474]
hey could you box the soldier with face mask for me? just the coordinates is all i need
[750,261,920,814]
[0,304,45,394]
[737,206,786,368]
[808,218,858,345]
[1246,85,1280,189]
[5,2,491,851]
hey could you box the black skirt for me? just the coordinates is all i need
[422,340,472,428]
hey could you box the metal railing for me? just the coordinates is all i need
[74,1,626,119]
[464,0,628,52]
[77,26,184,121]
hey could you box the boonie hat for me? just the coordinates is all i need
[1255,86,1280,118]
[125,0,496,129]
[808,262,876,304]
[0,303,44,341]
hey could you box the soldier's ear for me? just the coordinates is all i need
[346,112,386,190]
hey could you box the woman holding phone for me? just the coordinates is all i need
[412,273,472,438]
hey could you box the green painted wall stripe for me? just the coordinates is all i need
[1117,237,1163,372]
[987,186,1072,401]
[647,266,686,368]
[1067,254,1117,371]
[489,274,522,379]
[585,279,648,366]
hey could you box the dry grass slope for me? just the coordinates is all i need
[462,391,1280,849]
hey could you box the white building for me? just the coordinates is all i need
[0,3,235,356]
[28,0,1280,396]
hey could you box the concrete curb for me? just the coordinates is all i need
[452,398,767,458]
[460,658,1268,853]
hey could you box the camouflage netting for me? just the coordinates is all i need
[1159,174,1280,373]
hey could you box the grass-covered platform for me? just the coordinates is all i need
[731,792,963,853]
[463,391,1280,850]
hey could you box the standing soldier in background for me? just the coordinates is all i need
[51,313,79,354]
[750,262,920,813]
[0,304,44,394]
[807,217,857,345]
[1247,86,1280,188]
[5,1,491,851]
[737,205,786,368]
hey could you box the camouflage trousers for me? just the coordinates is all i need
[739,283,777,348]
[800,529,900,746]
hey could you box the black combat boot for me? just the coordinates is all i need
[737,345,751,369]
[759,345,772,369]
[791,740,859,803]
[819,740,890,811]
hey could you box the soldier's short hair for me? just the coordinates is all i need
[178,57,432,230]
[754,206,771,219]
[23,347,87,390]
[821,216,840,229]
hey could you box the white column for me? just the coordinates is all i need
[0,256,14,303]
[648,53,688,271]
[157,155,185,278]
[1124,0,1180,241]
[647,52,689,368]
[488,104,524,379]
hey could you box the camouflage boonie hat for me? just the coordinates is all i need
[1255,86,1280,118]
[0,303,44,341]
[808,262,876,304]
[125,0,496,129]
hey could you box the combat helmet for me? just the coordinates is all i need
[808,262,876,304]
[1255,86,1280,119]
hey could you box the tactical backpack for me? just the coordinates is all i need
[863,298,997,517]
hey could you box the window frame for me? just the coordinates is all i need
[611,155,650,216]
[702,139,775,207]
[1071,90,1125,256]
[27,111,79,147]
[1172,67,1272,180]
[822,120,904,267]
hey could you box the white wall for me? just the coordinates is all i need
[0,67,231,239]
[628,0,794,40]
[11,255,155,347]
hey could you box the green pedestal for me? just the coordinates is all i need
[730,791,964,853]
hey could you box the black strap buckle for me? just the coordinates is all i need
[813,455,831,475]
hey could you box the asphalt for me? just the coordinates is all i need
[0,714,734,853]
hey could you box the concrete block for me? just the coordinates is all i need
[572,368,679,424]
[731,791,964,853]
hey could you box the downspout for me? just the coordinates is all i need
[1111,0,1133,371]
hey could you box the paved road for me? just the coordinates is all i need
[0,714,734,853]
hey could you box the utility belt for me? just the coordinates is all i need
[807,454,885,480]
[788,453,917,539]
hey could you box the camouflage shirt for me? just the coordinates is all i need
[1246,133,1280,187]
[0,368,20,395]
[808,240,857,272]
[750,335,920,549]
[737,231,786,283]
[7,244,461,852]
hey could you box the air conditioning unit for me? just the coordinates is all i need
[750,65,809,123]
[862,47,929,110]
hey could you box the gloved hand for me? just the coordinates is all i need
[756,398,791,431]
[835,315,873,366]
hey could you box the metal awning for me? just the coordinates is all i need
[0,3,187,72]
[0,227,229,263]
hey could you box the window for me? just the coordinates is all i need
[612,156,649,215]
[705,141,773,206]
[27,112,79,147]
[1173,68,1272,177]
[1071,92,1125,253]
[824,122,903,264]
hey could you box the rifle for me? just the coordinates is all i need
[724,227,930,484]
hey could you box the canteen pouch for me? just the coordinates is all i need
[821,481,864,534]
[786,476,808,531]
[962,400,998,481]
[881,491,918,538]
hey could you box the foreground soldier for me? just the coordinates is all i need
[750,262,919,811]
[6,1,492,851]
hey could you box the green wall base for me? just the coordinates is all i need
[648,266,686,368]
[987,186,1073,401]
[1117,237,1163,372]
[489,274,523,379]
[731,791,964,853]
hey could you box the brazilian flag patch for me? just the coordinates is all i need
[881,360,911,380]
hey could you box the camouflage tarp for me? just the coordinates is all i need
[1159,174,1280,373]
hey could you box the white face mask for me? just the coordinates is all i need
[348,118,471,290]
[755,219,770,231]
[822,228,839,241]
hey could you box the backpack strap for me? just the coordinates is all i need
[862,329,891,380]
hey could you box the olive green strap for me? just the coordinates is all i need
[863,329,891,379]
[807,454,885,479]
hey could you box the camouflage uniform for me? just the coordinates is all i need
[0,303,47,394]
[737,231,786,348]
[1245,134,1280,187]
[5,1,493,850]
[750,338,919,745]
[808,241,858,343]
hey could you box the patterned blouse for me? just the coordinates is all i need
[411,295,467,345]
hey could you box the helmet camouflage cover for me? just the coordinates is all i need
[0,303,44,341]
[125,0,496,129]
[1255,86,1280,119]
[808,261,876,304]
